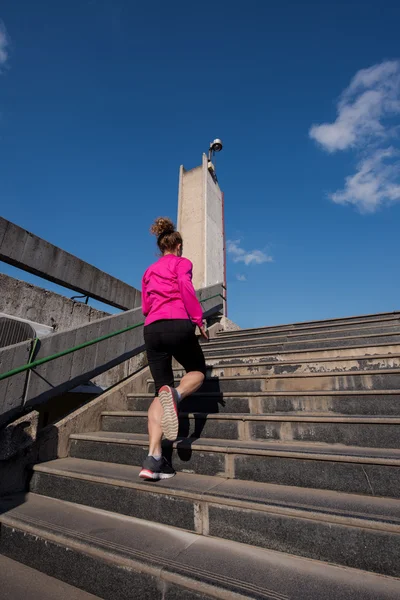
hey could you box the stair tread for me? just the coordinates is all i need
[1,493,399,600]
[128,390,400,396]
[219,321,400,335]
[216,312,400,335]
[150,368,400,380]
[102,411,400,423]
[204,341,400,357]
[208,324,400,345]
[205,329,400,347]
[70,431,400,464]
[33,458,400,528]
[180,351,400,367]
[126,389,400,399]
[204,339,400,356]
[0,554,101,600]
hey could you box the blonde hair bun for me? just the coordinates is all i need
[150,217,175,237]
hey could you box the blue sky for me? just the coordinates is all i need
[1,0,400,328]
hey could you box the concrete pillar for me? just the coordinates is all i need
[177,153,226,312]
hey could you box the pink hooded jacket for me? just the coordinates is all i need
[141,254,203,328]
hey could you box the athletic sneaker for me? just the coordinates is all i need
[159,385,180,441]
[139,456,176,480]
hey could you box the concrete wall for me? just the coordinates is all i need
[0,305,146,427]
[0,283,224,427]
[178,155,225,307]
[0,363,151,495]
[0,217,141,310]
[220,316,241,331]
[178,163,205,289]
[0,274,110,332]
[205,165,224,290]
[0,273,146,391]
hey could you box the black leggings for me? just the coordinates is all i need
[144,319,206,395]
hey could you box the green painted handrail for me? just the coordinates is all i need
[0,294,224,382]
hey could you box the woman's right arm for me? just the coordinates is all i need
[176,258,203,328]
[176,258,208,340]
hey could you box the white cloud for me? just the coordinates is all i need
[227,240,273,266]
[236,274,247,282]
[309,61,400,153]
[330,148,400,212]
[0,22,9,69]
[310,60,400,212]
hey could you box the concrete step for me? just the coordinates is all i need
[31,458,400,577]
[148,370,400,394]
[216,311,400,337]
[69,431,400,498]
[179,353,400,378]
[127,391,400,416]
[200,342,400,365]
[128,392,251,414]
[217,318,400,341]
[204,332,400,357]
[0,554,101,600]
[209,323,400,348]
[101,411,400,449]
[2,494,398,600]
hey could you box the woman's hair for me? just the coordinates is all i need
[150,217,183,254]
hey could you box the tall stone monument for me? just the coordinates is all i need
[177,143,226,314]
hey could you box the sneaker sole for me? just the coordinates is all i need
[159,386,179,441]
[139,469,176,481]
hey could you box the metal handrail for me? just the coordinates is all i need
[0,294,224,382]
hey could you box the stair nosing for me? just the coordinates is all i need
[176,352,400,369]
[209,323,400,345]
[203,341,400,360]
[32,459,400,534]
[8,494,396,600]
[102,411,400,424]
[128,390,400,397]
[148,368,400,382]
[216,312,400,336]
[217,313,400,335]
[204,330,400,353]
[69,432,400,465]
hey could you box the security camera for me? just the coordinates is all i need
[210,139,223,153]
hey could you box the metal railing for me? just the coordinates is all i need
[0,294,225,383]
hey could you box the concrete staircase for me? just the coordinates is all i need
[1,312,400,599]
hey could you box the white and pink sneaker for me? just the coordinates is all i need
[158,386,180,441]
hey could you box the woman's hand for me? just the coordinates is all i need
[200,326,209,341]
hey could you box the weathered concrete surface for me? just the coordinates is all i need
[0,283,224,426]
[0,339,32,425]
[0,217,141,310]
[220,316,241,331]
[0,364,150,495]
[196,317,241,341]
[206,160,225,291]
[178,163,205,289]
[92,351,147,389]
[0,555,102,600]
[206,322,223,339]
[197,283,224,317]
[0,273,110,332]
[0,275,225,333]
[178,154,225,304]
[0,409,40,460]
[0,273,146,390]
[52,364,150,458]
[0,307,144,427]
